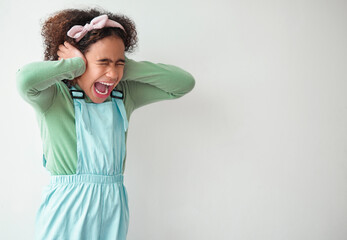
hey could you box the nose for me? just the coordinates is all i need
[106,66,119,80]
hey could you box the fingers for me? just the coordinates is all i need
[59,41,71,51]
[57,49,62,57]
[58,45,66,55]
[57,41,86,63]
[64,41,72,47]
[57,42,71,59]
[63,41,75,51]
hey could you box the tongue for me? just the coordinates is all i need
[95,82,107,93]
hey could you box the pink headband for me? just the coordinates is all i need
[67,14,125,42]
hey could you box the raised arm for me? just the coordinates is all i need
[16,41,87,113]
[121,57,195,111]
[16,57,86,113]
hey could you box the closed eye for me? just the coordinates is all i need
[97,58,125,64]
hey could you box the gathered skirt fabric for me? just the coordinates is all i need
[35,174,129,240]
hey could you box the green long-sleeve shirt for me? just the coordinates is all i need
[16,57,195,175]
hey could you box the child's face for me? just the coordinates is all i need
[76,36,125,103]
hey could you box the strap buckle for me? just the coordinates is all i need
[70,89,85,99]
[111,90,124,99]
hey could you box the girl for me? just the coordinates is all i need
[16,8,195,240]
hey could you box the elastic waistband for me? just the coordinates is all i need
[50,174,124,184]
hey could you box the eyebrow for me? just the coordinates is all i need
[97,58,125,63]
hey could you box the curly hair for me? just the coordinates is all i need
[41,8,138,61]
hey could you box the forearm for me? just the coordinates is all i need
[16,57,86,112]
[122,57,195,109]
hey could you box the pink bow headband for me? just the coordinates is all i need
[67,15,125,42]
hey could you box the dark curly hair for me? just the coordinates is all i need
[41,8,138,61]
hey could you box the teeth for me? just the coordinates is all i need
[99,82,114,86]
[95,86,109,95]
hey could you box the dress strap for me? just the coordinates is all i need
[68,86,128,132]
[111,90,128,132]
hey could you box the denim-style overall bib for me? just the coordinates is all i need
[35,88,129,240]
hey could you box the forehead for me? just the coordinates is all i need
[86,36,125,59]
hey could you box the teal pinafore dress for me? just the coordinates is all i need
[35,88,130,240]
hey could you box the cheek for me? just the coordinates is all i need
[86,62,103,73]
[119,68,125,80]
[84,67,106,83]
[80,66,93,80]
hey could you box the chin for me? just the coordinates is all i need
[91,96,107,104]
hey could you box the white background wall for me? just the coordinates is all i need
[1,0,347,239]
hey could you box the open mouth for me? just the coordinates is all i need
[94,81,114,97]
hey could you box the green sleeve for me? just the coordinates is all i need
[16,57,86,113]
[16,56,195,115]
[121,57,195,112]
